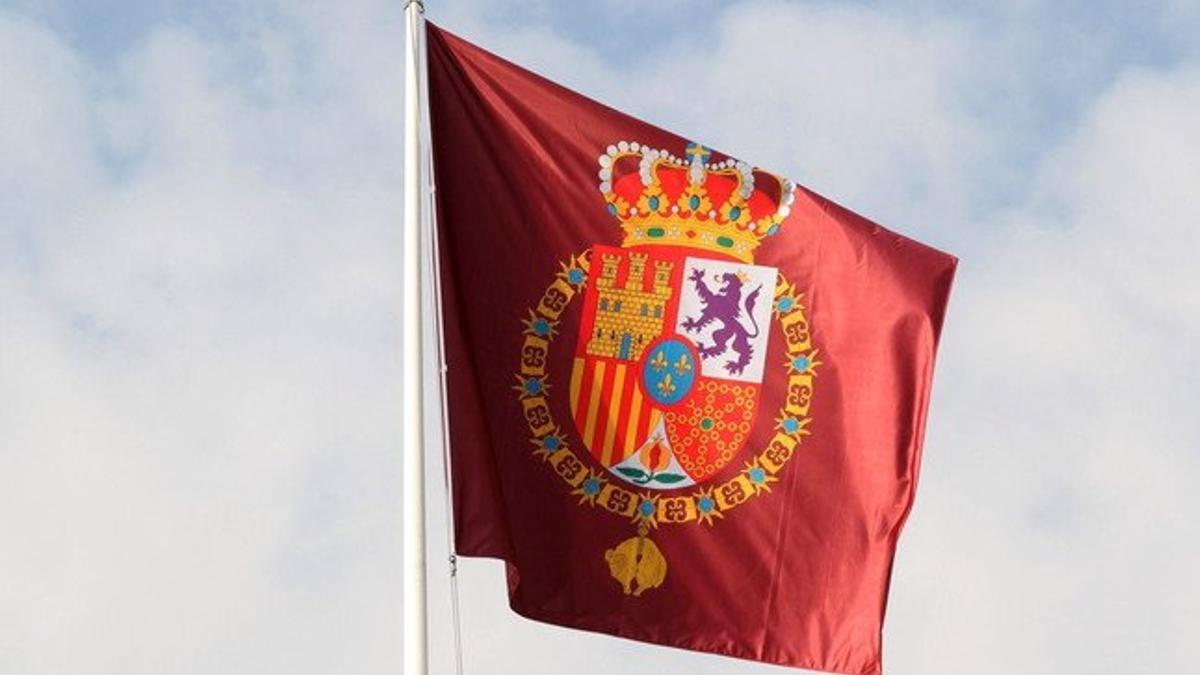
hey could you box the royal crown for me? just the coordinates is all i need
[598,141,795,263]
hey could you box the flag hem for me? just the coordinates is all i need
[456,552,886,675]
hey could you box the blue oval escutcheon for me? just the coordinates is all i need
[642,338,697,406]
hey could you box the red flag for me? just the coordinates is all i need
[428,22,956,675]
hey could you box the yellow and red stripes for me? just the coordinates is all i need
[570,356,660,467]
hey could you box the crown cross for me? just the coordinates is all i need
[685,142,712,164]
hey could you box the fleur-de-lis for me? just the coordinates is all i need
[657,373,676,396]
[673,354,692,375]
[649,350,667,373]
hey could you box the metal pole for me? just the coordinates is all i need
[402,1,428,674]
[420,35,467,675]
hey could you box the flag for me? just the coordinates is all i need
[427,22,956,675]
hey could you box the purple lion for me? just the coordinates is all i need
[680,268,761,375]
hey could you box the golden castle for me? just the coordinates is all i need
[586,251,674,361]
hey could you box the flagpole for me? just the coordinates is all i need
[402,1,428,674]
[419,22,468,675]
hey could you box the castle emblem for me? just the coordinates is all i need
[586,251,674,362]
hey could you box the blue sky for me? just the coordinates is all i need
[2,1,1198,674]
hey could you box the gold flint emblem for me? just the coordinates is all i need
[605,524,668,596]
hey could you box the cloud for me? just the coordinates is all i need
[888,64,1200,673]
[1,6,407,674]
[2,1,1198,674]
[435,1,989,242]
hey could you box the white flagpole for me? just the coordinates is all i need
[419,23,467,675]
[402,1,428,674]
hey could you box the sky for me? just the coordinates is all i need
[1,1,1198,674]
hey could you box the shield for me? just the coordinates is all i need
[570,244,776,489]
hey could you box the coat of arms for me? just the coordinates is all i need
[515,142,819,596]
[571,247,776,489]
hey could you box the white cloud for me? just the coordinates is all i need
[888,64,1200,674]
[2,2,1198,674]
[435,1,989,241]
[0,15,97,231]
[1,6,406,674]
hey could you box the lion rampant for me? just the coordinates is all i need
[680,268,762,375]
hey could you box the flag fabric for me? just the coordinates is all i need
[427,22,956,675]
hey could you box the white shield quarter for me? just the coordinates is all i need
[674,257,776,384]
